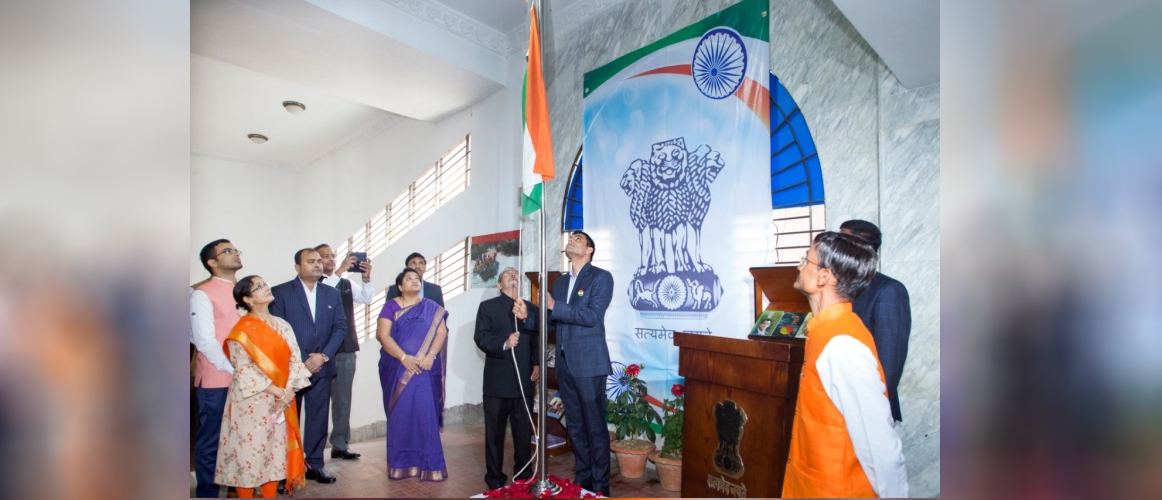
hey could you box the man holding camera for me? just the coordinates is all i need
[316,244,374,460]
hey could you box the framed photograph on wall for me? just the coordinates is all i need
[469,230,520,288]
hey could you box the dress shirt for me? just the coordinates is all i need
[189,278,234,375]
[321,272,375,305]
[300,277,318,320]
[815,334,909,498]
[566,269,578,304]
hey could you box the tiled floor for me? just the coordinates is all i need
[192,425,680,498]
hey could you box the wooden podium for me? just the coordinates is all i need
[673,266,808,498]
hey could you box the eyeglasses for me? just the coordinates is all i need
[215,248,242,258]
[251,281,269,291]
[799,255,824,269]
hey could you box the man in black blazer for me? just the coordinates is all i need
[473,267,540,490]
[270,248,347,484]
[545,231,614,497]
[386,251,445,307]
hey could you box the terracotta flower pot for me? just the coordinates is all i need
[648,451,682,492]
[609,439,655,479]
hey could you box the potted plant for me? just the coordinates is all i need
[648,383,684,492]
[604,363,662,478]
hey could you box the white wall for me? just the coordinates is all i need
[300,49,528,432]
[190,155,305,285]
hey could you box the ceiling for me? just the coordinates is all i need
[191,55,402,169]
[437,0,530,33]
[191,0,514,169]
[833,0,940,89]
[191,0,940,169]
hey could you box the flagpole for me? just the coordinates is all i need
[530,0,560,496]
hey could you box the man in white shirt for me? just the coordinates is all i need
[315,244,374,459]
[190,239,242,497]
[782,232,908,498]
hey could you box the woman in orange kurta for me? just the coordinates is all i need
[214,276,312,497]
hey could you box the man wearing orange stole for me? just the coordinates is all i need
[215,276,312,497]
[783,232,908,498]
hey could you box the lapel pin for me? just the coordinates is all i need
[577,290,584,297]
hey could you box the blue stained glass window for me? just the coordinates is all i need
[770,73,824,209]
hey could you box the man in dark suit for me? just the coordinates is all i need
[840,220,912,423]
[545,230,613,497]
[270,248,347,484]
[473,267,541,490]
[386,251,444,307]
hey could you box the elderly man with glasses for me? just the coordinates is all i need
[782,232,908,498]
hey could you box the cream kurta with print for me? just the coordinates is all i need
[214,317,312,488]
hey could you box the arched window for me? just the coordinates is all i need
[562,149,584,232]
[769,73,826,263]
[561,73,826,264]
[561,149,584,270]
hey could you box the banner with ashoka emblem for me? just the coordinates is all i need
[582,0,771,410]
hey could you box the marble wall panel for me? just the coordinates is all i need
[896,396,941,498]
[884,260,941,402]
[881,82,940,131]
[878,59,909,97]
[812,98,880,220]
[769,0,878,117]
[881,119,940,264]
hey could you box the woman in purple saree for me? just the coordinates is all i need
[376,268,450,481]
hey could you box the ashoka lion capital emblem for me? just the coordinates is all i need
[713,400,747,479]
[621,137,724,312]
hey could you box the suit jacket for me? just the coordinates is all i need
[548,262,613,378]
[270,278,347,380]
[386,281,444,308]
[334,278,361,353]
[851,271,911,421]
[473,293,539,399]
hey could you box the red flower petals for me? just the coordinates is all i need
[626,364,641,377]
[482,475,601,498]
[671,384,684,397]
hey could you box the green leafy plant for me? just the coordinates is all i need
[605,363,662,442]
[659,384,685,459]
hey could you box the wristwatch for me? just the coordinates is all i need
[320,353,330,363]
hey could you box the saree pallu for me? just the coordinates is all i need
[379,298,449,481]
[222,315,308,493]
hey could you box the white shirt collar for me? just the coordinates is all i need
[299,277,318,319]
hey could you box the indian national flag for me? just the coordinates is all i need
[521,4,554,216]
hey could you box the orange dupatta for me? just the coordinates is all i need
[223,315,307,494]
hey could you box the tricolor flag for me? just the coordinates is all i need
[521,4,554,216]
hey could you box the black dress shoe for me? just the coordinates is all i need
[330,448,361,459]
[276,480,286,495]
[306,467,337,483]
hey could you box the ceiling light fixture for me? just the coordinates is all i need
[248,134,268,144]
[282,101,306,114]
